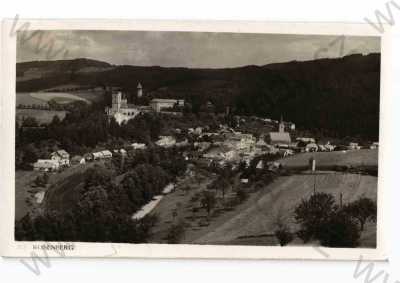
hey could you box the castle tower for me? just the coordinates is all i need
[137,82,143,98]
[112,91,122,111]
[279,114,285,133]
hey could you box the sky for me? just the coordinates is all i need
[17,30,380,68]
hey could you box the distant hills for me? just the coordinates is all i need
[16,53,380,139]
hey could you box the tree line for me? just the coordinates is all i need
[15,160,176,242]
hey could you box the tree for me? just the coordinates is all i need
[200,191,217,217]
[166,221,186,244]
[293,192,364,247]
[83,165,113,189]
[343,197,377,231]
[22,144,39,165]
[172,208,178,222]
[294,192,337,243]
[235,188,248,203]
[217,177,230,200]
[181,185,191,195]
[191,207,198,219]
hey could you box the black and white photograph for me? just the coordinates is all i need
[11,28,381,251]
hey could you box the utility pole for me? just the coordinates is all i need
[313,173,316,194]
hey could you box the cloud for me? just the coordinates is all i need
[17,30,380,68]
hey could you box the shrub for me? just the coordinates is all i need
[275,225,293,246]
[34,173,49,187]
[318,211,361,247]
[200,191,217,217]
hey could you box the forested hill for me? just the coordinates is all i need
[16,53,381,139]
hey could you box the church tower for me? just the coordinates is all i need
[137,82,143,98]
[278,114,285,133]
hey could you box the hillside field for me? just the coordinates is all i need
[278,149,378,170]
[186,172,377,247]
[148,150,378,247]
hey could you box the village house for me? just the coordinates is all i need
[325,142,335,151]
[84,153,93,162]
[155,136,176,148]
[92,152,104,160]
[131,143,147,150]
[33,159,60,172]
[50,149,70,167]
[71,155,86,165]
[370,142,379,149]
[90,150,113,160]
[113,149,127,156]
[348,142,361,150]
[305,143,319,152]
[296,137,316,144]
[101,150,113,158]
[256,160,264,169]
[223,133,256,151]
[176,139,189,147]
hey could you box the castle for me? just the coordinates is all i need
[106,83,146,125]
[106,82,185,125]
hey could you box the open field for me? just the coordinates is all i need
[17,91,92,106]
[16,92,48,106]
[16,109,67,124]
[67,91,104,103]
[30,92,91,104]
[148,169,377,247]
[278,149,378,170]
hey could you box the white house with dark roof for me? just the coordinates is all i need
[149,98,184,112]
[50,149,70,167]
[34,159,60,171]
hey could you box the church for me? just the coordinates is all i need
[267,115,292,145]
